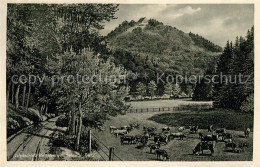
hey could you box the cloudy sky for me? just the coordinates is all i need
[100,4,254,47]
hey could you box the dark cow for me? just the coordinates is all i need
[198,132,204,139]
[154,133,169,144]
[201,134,218,143]
[120,136,136,144]
[162,127,170,132]
[155,149,170,160]
[190,126,199,133]
[141,135,149,146]
[148,143,160,154]
[215,128,226,135]
[244,128,250,138]
[225,142,237,150]
[193,141,214,155]
[222,133,232,142]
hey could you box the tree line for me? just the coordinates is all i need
[7,4,129,150]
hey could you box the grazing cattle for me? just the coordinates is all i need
[244,128,250,138]
[190,126,198,133]
[155,149,170,160]
[162,127,170,132]
[113,129,128,137]
[170,132,185,140]
[202,134,218,143]
[193,141,214,155]
[178,126,185,132]
[141,135,149,146]
[233,147,243,153]
[120,136,136,144]
[222,133,232,142]
[148,143,160,154]
[208,125,215,132]
[134,135,143,142]
[225,142,237,150]
[215,128,226,135]
[154,133,169,144]
[109,126,117,133]
[97,125,106,131]
[130,123,140,129]
[239,142,249,148]
[198,132,204,139]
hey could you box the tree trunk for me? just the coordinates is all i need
[7,81,11,104]
[26,85,31,111]
[75,101,83,151]
[68,110,76,135]
[22,84,26,107]
[11,83,14,104]
[15,84,20,109]
[45,104,48,115]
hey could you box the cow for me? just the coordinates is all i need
[222,133,232,142]
[155,149,170,160]
[201,134,218,143]
[148,143,160,154]
[120,136,136,144]
[169,132,186,140]
[225,142,237,150]
[113,129,128,137]
[215,128,226,135]
[130,123,140,129]
[97,125,106,131]
[198,132,204,139]
[162,127,170,132]
[208,125,215,132]
[244,128,250,138]
[109,126,118,133]
[190,126,198,133]
[239,142,249,148]
[178,126,185,132]
[154,133,169,144]
[193,141,214,155]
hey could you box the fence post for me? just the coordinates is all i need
[88,130,91,153]
[109,147,114,161]
[147,108,149,112]
[159,108,160,111]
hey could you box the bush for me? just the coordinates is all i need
[240,94,254,113]
[55,115,69,127]
[16,107,42,124]
[79,131,99,156]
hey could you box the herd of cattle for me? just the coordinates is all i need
[109,124,251,160]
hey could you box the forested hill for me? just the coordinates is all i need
[106,18,222,79]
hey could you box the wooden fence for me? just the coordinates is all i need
[126,105,213,114]
[89,130,122,161]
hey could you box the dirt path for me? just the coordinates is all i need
[7,117,64,161]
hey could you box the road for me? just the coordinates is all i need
[7,117,65,161]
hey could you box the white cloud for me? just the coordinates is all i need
[166,6,201,19]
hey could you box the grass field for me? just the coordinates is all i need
[89,107,253,161]
[149,109,253,131]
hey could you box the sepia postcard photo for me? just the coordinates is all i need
[0,0,259,166]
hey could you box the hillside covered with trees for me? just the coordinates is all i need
[106,18,222,97]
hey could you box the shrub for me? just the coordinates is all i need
[55,115,69,127]
[240,94,254,113]
[79,131,99,156]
